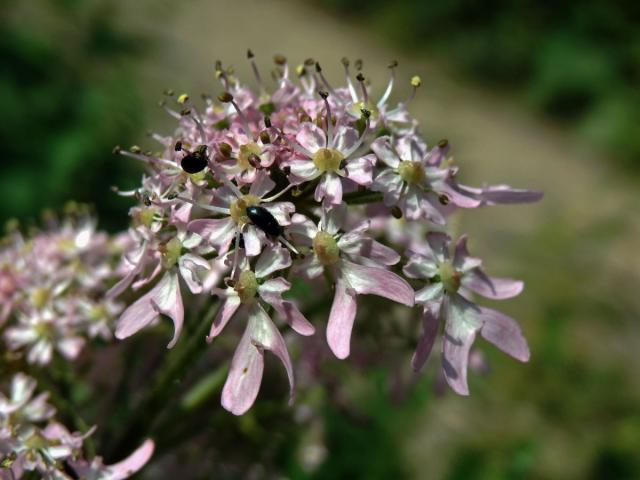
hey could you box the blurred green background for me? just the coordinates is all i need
[2,0,639,478]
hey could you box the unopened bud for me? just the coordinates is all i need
[218,142,232,158]
[273,54,286,65]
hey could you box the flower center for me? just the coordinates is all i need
[438,261,461,294]
[398,161,425,185]
[237,143,261,170]
[229,194,261,225]
[313,231,340,265]
[235,270,258,304]
[312,148,344,173]
[31,288,50,309]
[161,237,182,269]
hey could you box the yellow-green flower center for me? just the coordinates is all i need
[312,148,344,173]
[438,261,461,294]
[229,194,261,225]
[136,207,159,228]
[31,288,50,309]
[235,270,258,304]
[237,142,261,170]
[313,231,340,266]
[398,160,425,185]
[161,237,182,269]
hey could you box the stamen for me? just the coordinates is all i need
[176,196,231,215]
[341,57,359,103]
[377,60,398,108]
[206,161,243,197]
[261,183,296,202]
[230,230,242,278]
[405,75,422,106]
[218,92,253,140]
[343,109,371,158]
[247,49,265,93]
[274,54,289,83]
[318,90,334,146]
[118,150,177,169]
[356,73,369,105]
[279,236,299,255]
[314,62,339,101]
[215,60,230,91]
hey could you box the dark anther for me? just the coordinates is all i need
[360,108,371,119]
[163,89,175,96]
[388,60,398,68]
[167,191,179,200]
[218,142,232,158]
[112,145,121,154]
[247,49,255,59]
[224,277,236,288]
[356,73,365,82]
[129,145,142,154]
[354,59,363,71]
[259,131,271,144]
[273,54,286,65]
[437,139,449,148]
[315,62,322,73]
[438,194,450,205]
[180,108,192,116]
[174,141,183,151]
[218,92,234,103]
[304,58,315,66]
[246,206,283,237]
[318,90,329,99]
[341,57,349,67]
[264,116,272,128]
[248,153,261,168]
[391,206,403,219]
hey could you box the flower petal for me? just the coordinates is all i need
[254,247,291,278]
[296,122,326,153]
[207,296,242,341]
[115,272,184,349]
[412,302,442,371]
[188,218,236,251]
[371,136,400,168]
[315,173,343,205]
[478,307,530,362]
[344,154,374,185]
[326,277,357,359]
[259,279,315,336]
[442,294,482,395]
[463,269,524,300]
[341,259,414,306]
[104,439,155,480]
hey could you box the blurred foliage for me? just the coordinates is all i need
[0,0,145,231]
[318,0,640,170]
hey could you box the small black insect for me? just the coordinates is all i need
[246,206,283,237]
[180,146,208,174]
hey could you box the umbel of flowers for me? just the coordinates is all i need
[111,53,542,415]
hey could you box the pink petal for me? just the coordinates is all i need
[452,235,483,273]
[259,280,315,336]
[178,254,211,294]
[478,307,530,362]
[254,247,291,278]
[370,136,400,168]
[437,182,481,208]
[426,232,450,263]
[115,272,184,349]
[463,270,524,300]
[296,122,326,153]
[243,226,262,257]
[207,296,242,341]
[475,185,544,205]
[326,277,357,359]
[288,159,321,183]
[344,155,374,185]
[341,260,414,306]
[188,218,236,251]
[442,294,482,396]
[105,439,155,480]
[331,125,359,153]
[412,302,441,371]
[249,171,276,198]
[314,173,343,205]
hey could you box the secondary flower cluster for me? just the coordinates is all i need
[112,53,542,414]
[0,373,153,479]
[0,211,126,366]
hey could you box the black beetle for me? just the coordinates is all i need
[181,146,208,174]
[246,206,283,237]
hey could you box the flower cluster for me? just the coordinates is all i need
[0,373,153,479]
[1,210,125,366]
[112,53,541,414]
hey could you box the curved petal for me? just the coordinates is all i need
[259,280,315,337]
[188,218,236,250]
[463,269,524,300]
[315,173,343,205]
[442,294,482,395]
[414,283,444,305]
[341,260,414,306]
[243,226,262,257]
[478,307,530,362]
[371,136,400,168]
[115,272,184,349]
[332,125,359,154]
[412,302,442,371]
[326,277,357,359]
[452,235,482,273]
[207,296,242,341]
[344,155,374,185]
[249,171,276,198]
[104,439,155,480]
[477,185,544,205]
[255,247,291,279]
[296,122,326,153]
[178,254,211,294]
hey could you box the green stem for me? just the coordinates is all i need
[342,191,383,205]
[110,300,220,458]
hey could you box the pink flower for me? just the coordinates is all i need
[287,120,375,205]
[289,205,414,358]
[403,233,530,395]
[209,247,314,415]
